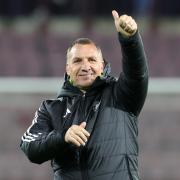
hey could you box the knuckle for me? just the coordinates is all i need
[71,125,76,129]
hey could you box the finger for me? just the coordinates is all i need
[71,124,90,137]
[119,14,128,21]
[119,14,130,24]
[75,131,88,142]
[73,134,86,146]
[79,121,86,128]
[120,21,126,29]
[81,128,90,137]
[79,122,90,137]
[112,10,119,21]
[126,28,134,34]
[69,136,81,147]
[70,131,86,146]
[124,26,133,34]
[125,19,133,26]
[124,22,137,34]
[119,16,127,28]
[126,18,135,28]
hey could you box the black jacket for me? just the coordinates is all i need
[20,32,148,180]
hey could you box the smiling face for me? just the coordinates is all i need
[66,43,104,90]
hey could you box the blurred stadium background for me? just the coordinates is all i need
[0,0,180,179]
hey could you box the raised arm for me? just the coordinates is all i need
[112,10,148,116]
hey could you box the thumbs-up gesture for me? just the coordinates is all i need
[65,122,90,147]
[112,10,137,38]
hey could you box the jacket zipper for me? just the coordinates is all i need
[79,92,89,180]
[82,93,86,121]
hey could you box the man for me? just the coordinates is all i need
[20,10,148,180]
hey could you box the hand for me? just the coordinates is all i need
[65,122,90,147]
[112,10,137,38]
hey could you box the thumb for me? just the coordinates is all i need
[79,122,86,128]
[112,10,119,21]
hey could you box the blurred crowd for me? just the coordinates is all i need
[0,0,180,77]
[0,0,180,19]
[0,0,179,35]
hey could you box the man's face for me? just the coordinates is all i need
[66,43,104,89]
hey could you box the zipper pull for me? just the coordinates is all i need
[82,92,86,98]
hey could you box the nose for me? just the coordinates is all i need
[81,59,91,71]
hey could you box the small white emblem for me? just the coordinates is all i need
[94,101,101,111]
[63,108,71,118]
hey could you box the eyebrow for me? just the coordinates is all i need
[73,56,98,60]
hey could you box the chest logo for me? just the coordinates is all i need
[63,108,71,118]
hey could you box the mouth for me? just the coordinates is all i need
[78,73,93,77]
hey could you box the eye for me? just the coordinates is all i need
[88,57,97,62]
[73,58,82,63]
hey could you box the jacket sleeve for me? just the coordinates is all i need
[20,101,67,164]
[113,31,148,116]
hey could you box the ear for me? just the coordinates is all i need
[66,64,70,76]
[101,61,105,72]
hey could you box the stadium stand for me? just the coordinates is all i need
[0,29,180,77]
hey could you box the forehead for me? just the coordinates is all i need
[69,44,99,58]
